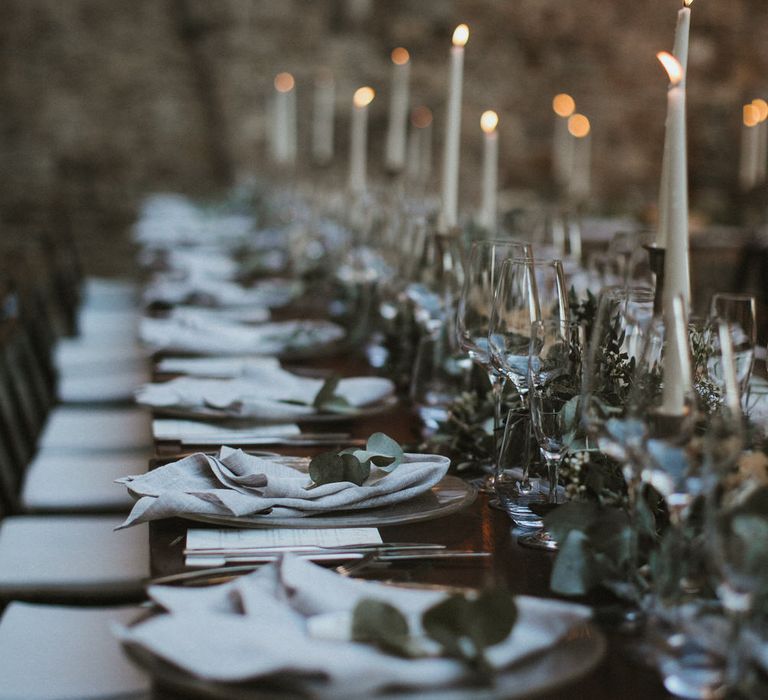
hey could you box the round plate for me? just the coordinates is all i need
[151,395,398,424]
[123,620,605,700]
[183,475,476,528]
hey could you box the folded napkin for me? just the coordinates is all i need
[169,305,270,326]
[116,448,450,528]
[117,557,591,698]
[152,419,300,442]
[164,248,239,280]
[155,355,281,378]
[136,373,395,421]
[142,276,299,309]
[140,317,344,356]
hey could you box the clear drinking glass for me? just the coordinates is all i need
[410,327,471,438]
[488,257,568,526]
[517,319,581,550]
[708,293,756,399]
[456,239,532,482]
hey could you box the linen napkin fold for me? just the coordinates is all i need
[155,355,281,378]
[116,448,451,528]
[143,276,299,309]
[152,419,300,442]
[140,317,344,356]
[117,557,592,698]
[136,373,394,421]
[169,305,271,326]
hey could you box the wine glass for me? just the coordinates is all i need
[517,319,581,551]
[456,239,532,483]
[708,293,756,400]
[488,257,568,525]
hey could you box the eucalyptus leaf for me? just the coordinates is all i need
[352,598,414,657]
[312,375,355,414]
[341,452,370,486]
[308,452,346,486]
[353,432,404,472]
[550,530,596,596]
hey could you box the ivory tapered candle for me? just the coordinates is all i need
[312,70,335,166]
[478,110,499,231]
[406,106,433,184]
[753,98,768,184]
[349,86,375,193]
[271,72,296,167]
[440,23,469,231]
[658,1,693,247]
[658,52,690,415]
[385,48,411,173]
[567,113,591,204]
[740,104,760,191]
[552,93,576,188]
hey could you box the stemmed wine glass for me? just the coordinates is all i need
[518,319,581,550]
[455,239,532,485]
[708,293,757,403]
[488,257,568,526]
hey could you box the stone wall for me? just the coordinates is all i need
[1,0,766,272]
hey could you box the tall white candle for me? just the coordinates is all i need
[658,52,690,415]
[406,106,433,184]
[271,72,296,167]
[478,110,499,231]
[349,86,375,193]
[657,1,693,247]
[385,47,411,173]
[552,93,576,188]
[312,70,335,166]
[740,104,760,192]
[753,98,768,184]
[440,23,469,232]
[567,113,591,204]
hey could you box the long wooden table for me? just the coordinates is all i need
[147,353,672,699]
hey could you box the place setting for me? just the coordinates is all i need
[4,3,768,700]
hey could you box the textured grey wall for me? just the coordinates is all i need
[1,1,766,271]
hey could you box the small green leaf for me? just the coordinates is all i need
[550,530,596,596]
[471,588,518,647]
[312,376,354,414]
[352,598,413,656]
[308,452,346,486]
[341,452,370,486]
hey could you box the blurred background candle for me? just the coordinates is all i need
[740,103,760,192]
[567,113,591,204]
[658,52,690,414]
[349,86,375,193]
[385,47,411,174]
[478,110,499,231]
[440,23,469,231]
[271,72,296,167]
[552,93,576,189]
[312,69,335,166]
[753,97,768,184]
[406,105,433,185]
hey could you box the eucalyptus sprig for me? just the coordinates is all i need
[308,432,404,487]
[352,587,518,679]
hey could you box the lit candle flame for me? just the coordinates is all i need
[274,72,295,93]
[683,0,693,7]
[657,52,683,86]
[744,104,760,128]
[452,24,469,47]
[353,86,375,108]
[411,105,433,129]
[552,93,576,118]
[752,98,768,123]
[480,110,499,134]
[391,47,410,65]
[568,114,590,138]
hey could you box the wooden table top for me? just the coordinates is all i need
[147,352,672,699]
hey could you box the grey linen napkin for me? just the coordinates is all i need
[116,448,450,528]
[116,557,592,698]
[140,317,344,356]
[136,373,394,421]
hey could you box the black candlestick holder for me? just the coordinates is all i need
[644,244,665,316]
